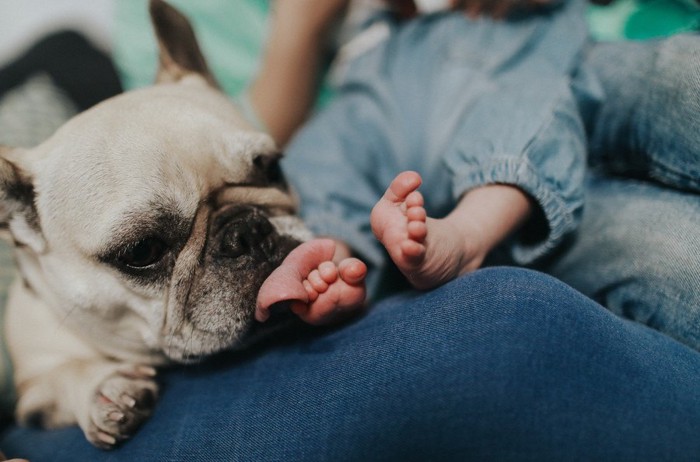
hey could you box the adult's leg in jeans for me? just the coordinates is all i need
[3,268,700,461]
[584,34,700,191]
[544,173,700,350]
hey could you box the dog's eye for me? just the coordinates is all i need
[118,237,167,269]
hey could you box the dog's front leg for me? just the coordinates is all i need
[5,281,159,449]
[16,359,158,448]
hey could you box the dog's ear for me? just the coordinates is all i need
[0,147,45,252]
[149,0,220,88]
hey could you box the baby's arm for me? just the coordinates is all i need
[256,238,367,326]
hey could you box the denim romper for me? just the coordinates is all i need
[282,0,595,295]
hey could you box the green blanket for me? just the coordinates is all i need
[588,0,700,41]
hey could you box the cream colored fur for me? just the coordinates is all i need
[0,0,309,448]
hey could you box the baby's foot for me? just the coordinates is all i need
[256,238,367,325]
[293,256,367,325]
[370,171,476,290]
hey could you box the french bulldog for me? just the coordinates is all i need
[1,0,311,449]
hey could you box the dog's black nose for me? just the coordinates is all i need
[218,208,274,259]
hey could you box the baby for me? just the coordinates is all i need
[256,0,587,324]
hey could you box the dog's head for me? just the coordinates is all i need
[0,0,310,363]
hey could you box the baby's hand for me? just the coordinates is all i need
[256,239,367,325]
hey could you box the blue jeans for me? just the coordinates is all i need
[584,35,700,192]
[3,268,700,461]
[541,34,700,350]
[543,174,700,350]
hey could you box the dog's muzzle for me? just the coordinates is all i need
[161,201,302,361]
[215,205,278,261]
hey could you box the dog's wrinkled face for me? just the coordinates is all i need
[0,2,311,364]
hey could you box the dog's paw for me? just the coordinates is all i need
[85,365,159,449]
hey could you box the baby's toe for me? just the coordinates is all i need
[317,261,339,284]
[407,205,426,223]
[406,190,424,208]
[338,258,367,285]
[307,269,329,293]
[407,220,427,241]
[387,171,422,202]
[401,239,425,259]
[303,279,319,302]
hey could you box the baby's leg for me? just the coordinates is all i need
[256,239,367,325]
[370,171,477,290]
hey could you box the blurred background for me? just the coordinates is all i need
[0,0,115,417]
[0,0,114,67]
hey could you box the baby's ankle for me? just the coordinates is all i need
[440,217,487,276]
